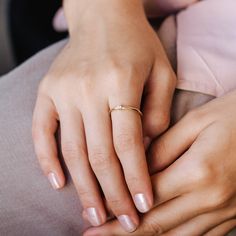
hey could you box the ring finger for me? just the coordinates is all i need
[109,99,153,213]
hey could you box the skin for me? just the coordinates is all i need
[33,0,177,231]
[53,0,198,32]
[84,90,236,235]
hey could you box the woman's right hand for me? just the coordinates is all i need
[32,0,176,232]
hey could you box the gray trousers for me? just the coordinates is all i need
[0,40,88,236]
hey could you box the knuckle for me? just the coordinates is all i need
[184,108,204,124]
[191,161,213,186]
[38,78,49,93]
[62,141,84,162]
[153,138,169,159]
[114,131,139,154]
[89,147,112,171]
[208,186,233,209]
[155,112,170,134]
[79,76,94,95]
[146,111,170,135]
[106,196,131,213]
[183,110,196,122]
[38,76,56,95]
[106,64,140,91]
[77,187,94,202]
[192,161,233,210]
[107,198,124,210]
[142,219,163,236]
[126,176,140,188]
[107,66,123,80]
[32,122,51,141]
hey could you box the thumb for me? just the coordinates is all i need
[142,61,176,149]
[148,107,209,174]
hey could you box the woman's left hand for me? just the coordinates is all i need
[84,91,236,236]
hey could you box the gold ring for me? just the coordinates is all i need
[109,105,143,116]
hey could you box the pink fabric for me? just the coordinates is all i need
[153,0,198,15]
[53,8,67,32]
[177,0,236,97]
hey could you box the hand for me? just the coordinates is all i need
[32,0,176,232]
[84,91,236,235]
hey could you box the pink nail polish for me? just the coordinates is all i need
[86,208,102,226]
[48,172,60,190]
[134,193,150,213]
[118,215,137,232]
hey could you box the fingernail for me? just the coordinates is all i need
[134,193,150,213]
[86,208,102,226]
[48,172,61,190]
[118,215,137,232]
[143,136,151,150]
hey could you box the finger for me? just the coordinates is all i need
[83,104,139,233]
[84,220,124,236]
[85,194,206,236]
[151,149,200,206]
[109,97,153,213]
[83,201,114,223]
[142,61,176,149]
[140,194,207,235]
[148,108,208,173]
[205,220,236,236]
[164,207,234,236]
[60,108,106,226]
[84,152,218,236]
[32,95,65,189]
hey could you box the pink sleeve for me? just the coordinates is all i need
[154,0,198,13]
[177,0,236,97]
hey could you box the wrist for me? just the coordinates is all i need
[64,0,146,36]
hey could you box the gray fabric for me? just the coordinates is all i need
[0,40,88,236]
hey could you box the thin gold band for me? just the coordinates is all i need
[109,105,143,116]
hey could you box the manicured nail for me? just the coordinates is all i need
[48,172,60,190]
[134,193,150,213]
[118,215,137,232]
[143,136,151,150]
[86,208,102,226]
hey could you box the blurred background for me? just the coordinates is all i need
[0,0,66,75]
